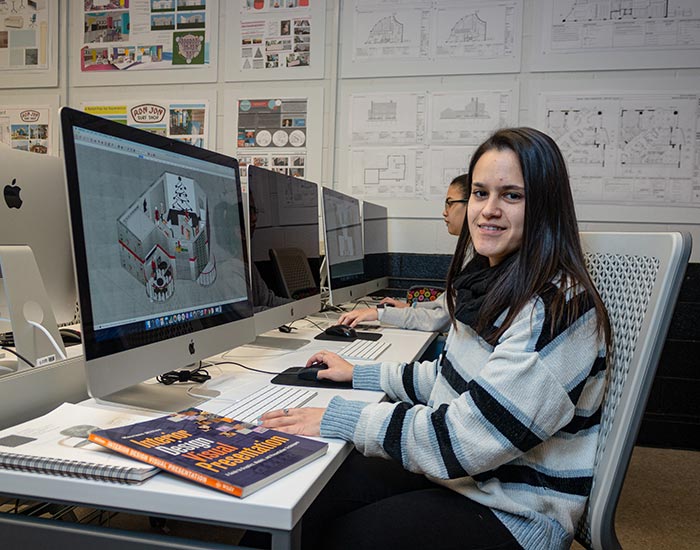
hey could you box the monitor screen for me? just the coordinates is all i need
[247,166,321,338]
[362,200,389,292]
[60,107,255,411]
[321,187,373,305]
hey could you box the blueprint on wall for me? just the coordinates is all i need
[538,91,700,207]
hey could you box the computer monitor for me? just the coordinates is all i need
[361,200,390,294]
[247,166,321,344]
[60,107,255,411]
[0,146,78,332]
[322,187,378,305]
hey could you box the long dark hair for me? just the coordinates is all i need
[445,127,611,350]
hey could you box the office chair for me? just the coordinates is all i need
[269,247,318,299]
[575,231,692,550]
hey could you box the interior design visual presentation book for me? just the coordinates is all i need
[0,403,160,483]
[89,407,328,498]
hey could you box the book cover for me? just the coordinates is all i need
[89,408,328,498]
[0,402,160,483]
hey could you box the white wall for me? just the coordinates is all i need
[4,1,699,261]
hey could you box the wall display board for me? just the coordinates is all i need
[78,98,213,149]
[0,94,59,154]
[336,78,518,214]
[339,0,522,78]
[0,0,58,88]
[70,0,218,86]
[531,78,700,224]
[224,0,325,81]
[532,0,700,71]
[223,86,324,187]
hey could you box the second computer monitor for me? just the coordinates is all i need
[247,166,321,335]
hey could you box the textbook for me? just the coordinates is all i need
[88,408,328,498]
[0,403,160,483]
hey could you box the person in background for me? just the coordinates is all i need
[260,127,612,550]
[337,173,469,333]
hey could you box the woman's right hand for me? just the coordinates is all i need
[337,307,379,327]
[305,351,354,382]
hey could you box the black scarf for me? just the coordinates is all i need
[453,254,515,328]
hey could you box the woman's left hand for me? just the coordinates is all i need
[259,407,326,436]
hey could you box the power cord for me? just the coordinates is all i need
[210,360,280,376]
[156,362,211,385]
[0,346,36,368]
[0,316,65,363]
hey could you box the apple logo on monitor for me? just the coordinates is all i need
[3,178,23,209]
[188,339,195,355]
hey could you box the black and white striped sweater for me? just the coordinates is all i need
[321,283,607,550]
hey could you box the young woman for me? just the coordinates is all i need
[260,127,611,550]
[337,173,469,332]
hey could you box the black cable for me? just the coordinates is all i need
[0,346,36,368]
[210,360,280,376]
[157,362,211,385]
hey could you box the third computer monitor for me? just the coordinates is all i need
[322,187,386,305]
[362,200,390,294]
[247,166,321,336]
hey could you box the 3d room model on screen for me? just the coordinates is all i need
[117,171,215,303]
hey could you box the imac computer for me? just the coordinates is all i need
[361,200,390,294]
[60,107,255,411]
[322,187,379,305]
[0,145,78,372]
[247,166,321,347]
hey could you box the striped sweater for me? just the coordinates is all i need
[320,282,607,550]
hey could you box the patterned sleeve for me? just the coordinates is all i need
[321,288,606,480]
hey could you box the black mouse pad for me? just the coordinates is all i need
[313,331,382,342]
[270,367,353,390]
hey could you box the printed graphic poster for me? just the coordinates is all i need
[226,0,325,81]
[79,0,212,72]
[81,100,210,148]
[0,0,50,71]
[0,105,51,154]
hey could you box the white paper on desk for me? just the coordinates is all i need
[0,402,158,474]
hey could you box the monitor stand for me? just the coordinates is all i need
[247,335,310,351]
[0,245,66,371]
[95,382,214,413]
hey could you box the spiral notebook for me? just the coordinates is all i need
[0,402,160,484]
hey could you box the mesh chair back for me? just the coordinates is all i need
[575,232,691,550]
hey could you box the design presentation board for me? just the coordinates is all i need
[223,86,324,187]
[339,0,522,78]
[529,77,700,224]
[532,0,700,71]
[335,77,519,214]
[224,0,325,81]
[78,97,214,150]
[0,0,58,88]
[0,94,59,155]
[70,0,218,87]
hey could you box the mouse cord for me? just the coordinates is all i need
[1,346,36,368]
[209,360,280,375]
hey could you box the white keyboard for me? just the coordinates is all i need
[338,338,391,361]
[211,384,316,423]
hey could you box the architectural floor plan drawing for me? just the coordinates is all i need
[539,90,698,206]
[351,148,425,198]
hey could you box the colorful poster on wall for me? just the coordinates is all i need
[0,105,51,154]
[79,0,212,72]
[81,100,210,148]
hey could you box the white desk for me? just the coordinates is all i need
[0,322,436,550]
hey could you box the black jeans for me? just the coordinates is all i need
[241,450,523,550]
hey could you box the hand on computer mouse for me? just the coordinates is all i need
[337,308,379,327]
[304,351,353,382]
[379,297,409,309]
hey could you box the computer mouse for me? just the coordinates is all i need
[297,362,329,381]
[324,324,357,339]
